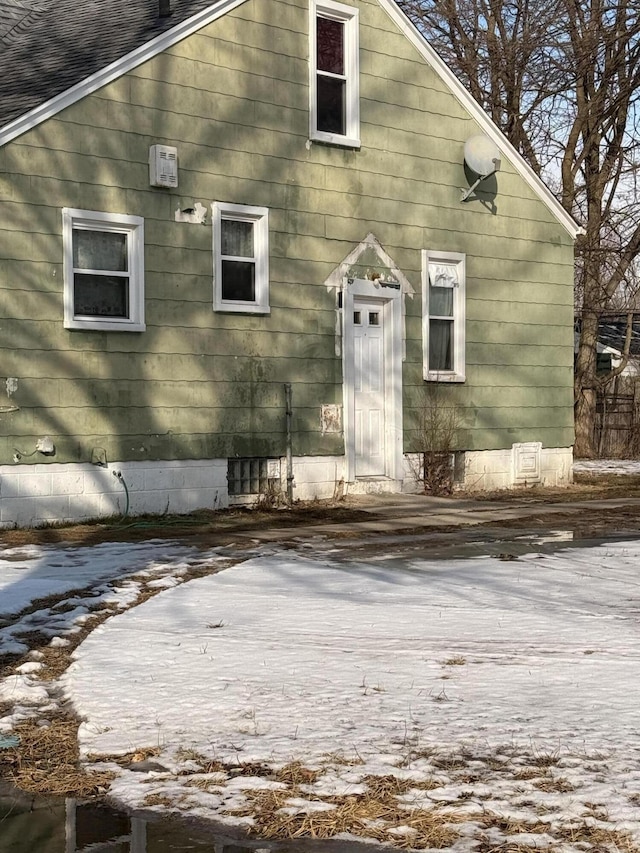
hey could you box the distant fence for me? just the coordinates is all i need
[595,375,640,457]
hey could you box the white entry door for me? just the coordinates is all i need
[353,299,386,476]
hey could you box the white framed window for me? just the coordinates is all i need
[212,202,270,314]
[62,209,145,331]
[310,0,360,148]
[422,250,466,382]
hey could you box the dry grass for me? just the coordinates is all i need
[513,767,543,781]
[273,761,322,786]
[477,813,551,835]
[227,786,465,848]
[529,749,560,768]
[174,747,211,764]
[321,751,365,767]
[431,752,469,771]
[556,822,639,850]
[143,793,175,808]
[474,813,640,852]
[87,746,161,766]
[532,775,576,793]
[1,714,114,796]
[0,503,374,549]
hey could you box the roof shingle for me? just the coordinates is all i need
[0,0,219,129]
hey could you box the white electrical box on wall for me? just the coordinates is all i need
[149,144,178,188]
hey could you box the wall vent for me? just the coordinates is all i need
[512,442,542,484]
[149,144,178,188]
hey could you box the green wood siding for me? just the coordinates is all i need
[0,0,574,467]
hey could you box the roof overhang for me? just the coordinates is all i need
[0,0,248,148]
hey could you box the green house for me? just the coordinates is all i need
[0,0,579,527]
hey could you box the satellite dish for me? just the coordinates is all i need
[464,134,502,176]
[461,135,501,201]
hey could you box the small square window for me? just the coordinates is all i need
[310,0,360,147]
[212,202,269,314]
[228,457,274,495]
[62,209,145,331]
[422,251,466,382]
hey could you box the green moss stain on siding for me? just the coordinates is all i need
[0,0,575,467]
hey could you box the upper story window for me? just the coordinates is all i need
[422,250,466,382]
[212,202,270,314]
[62,209,145,331]
[310,0,360,148]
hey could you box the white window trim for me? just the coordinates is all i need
[309,0,360,148]
[62,208,145,332]
[422,250,466,382]
[212,202,270,314]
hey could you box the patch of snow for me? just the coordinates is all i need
[573,458,640,474]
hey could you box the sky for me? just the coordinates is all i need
[2,515,640,851]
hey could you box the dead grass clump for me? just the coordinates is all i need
[556,822,639,851]
[444,656,467,666]
[581,801,609,821]
[230,760,274,777]
[529,749,560,768]
[228,787,464,849]
[3,715,113,797]
[431,752,468,771]
[478,812,550,836]
[513,767,543,781]
[274,761,322,786]
[474,842,545,853]
[361,774,414,797]
[533,775,575,793]
[174,747,209,764]
[130,584,164,608]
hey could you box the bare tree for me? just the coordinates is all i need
[400,0,640,457]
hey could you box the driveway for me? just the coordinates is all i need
[2,484,640,851]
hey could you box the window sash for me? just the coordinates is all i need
[422,251,465,382]
[73,273,130,318]
[62,209,144,331]
[310,0,359,146]
[213,203,269,314]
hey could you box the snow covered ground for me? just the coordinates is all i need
[573,458,640,475]
[2,531,640,851]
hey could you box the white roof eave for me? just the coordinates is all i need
[0,0,248,148]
